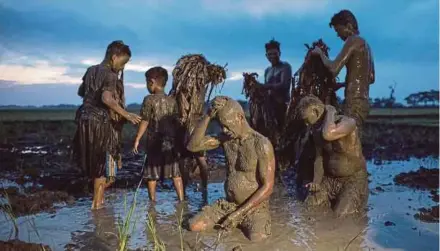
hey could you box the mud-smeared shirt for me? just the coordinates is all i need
[140,93,180,147]
[77,64,122,121]
[264,61,292,103]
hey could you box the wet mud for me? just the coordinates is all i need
[394,167,439,190]
[0,120,438,250]
[0,240,51,251]
[415,206,439,223]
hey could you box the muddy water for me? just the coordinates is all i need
[0,158,438,251]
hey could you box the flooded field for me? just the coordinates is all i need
[0,156,438,251]
[0,121,438,250]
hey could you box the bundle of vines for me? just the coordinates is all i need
[242,72,280,143]
[280,39,338,171]
[169,54,227,131]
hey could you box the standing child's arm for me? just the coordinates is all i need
[133,96,151,154]
[133,121,148,154]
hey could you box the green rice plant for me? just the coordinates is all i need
[146,212,166,251]
[1,191,19,240]
[175,209,184,251]
[117,180,142,251]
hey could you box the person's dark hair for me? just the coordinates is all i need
[105,40,132,59]
[145,66,168,86]
[329,10,359,33]
[265,39,280,52]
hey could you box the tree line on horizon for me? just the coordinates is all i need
[1,89,438,109]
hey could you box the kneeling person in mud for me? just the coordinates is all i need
[298,95,368,217]
[186,96,275,242]
[133,66,184,202]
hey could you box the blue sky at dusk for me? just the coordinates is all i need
[0,0,438,106]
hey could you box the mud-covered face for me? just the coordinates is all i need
[218,111,243,139]
[333,24,352,41]
[146,78,154,93]
[111,54,130,72]
[266,48,280,65]
[302,106,321,127]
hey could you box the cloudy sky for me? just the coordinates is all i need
[0,0,438,106]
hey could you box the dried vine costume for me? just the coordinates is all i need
[73,64,125,180]
[168,54,226,158]
[281,40,338,180]
[140,92,181,180]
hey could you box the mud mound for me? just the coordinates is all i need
[394,167,439,190]
[414,206,439,223]
[6,191,75,216]
[0,240,51,251]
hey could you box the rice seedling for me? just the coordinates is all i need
[146,212,166,251]
[175,209,184,251]
[1,191,19,240]
[117,180,142,251]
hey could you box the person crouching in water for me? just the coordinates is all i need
[74,40,142,210]
[133,66,185,202]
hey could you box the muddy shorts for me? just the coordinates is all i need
[190,199,271,237]
[143,137,181,181]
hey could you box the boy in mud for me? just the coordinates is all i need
[74,40,141,210]
[298,95,368,217]
[186,96,275,242]
[133,66,184,202]
[312,9,375,133]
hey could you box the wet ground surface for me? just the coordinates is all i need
[0,156,438,251]
[0,121,438,250]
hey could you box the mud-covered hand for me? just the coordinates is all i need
[305,182,321,192]
[125,113,142,124]
[220,211,241,230]
[325,105,337,115]
[132,140,140,154]
[311,47,323,56]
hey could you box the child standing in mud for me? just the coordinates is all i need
[133,66,185,202]
[73,40,141,210]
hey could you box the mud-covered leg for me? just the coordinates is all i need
[240,208,271,242]
[333,175,369,218]
[173,177,185,201]
[92,177,106,210]
[196,156,209,190]
[147,180,157,201]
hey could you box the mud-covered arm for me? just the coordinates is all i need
[316,36,359,77]
[268,63,292,90]
[134,97,151,142]
[186,115,221,152]
[322,106,356,141]
[234,139,275,216]
[101,73,129,118]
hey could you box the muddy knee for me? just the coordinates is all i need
[248,233,269,242]
[188,218,211,232]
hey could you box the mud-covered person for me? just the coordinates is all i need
[298,95,368,217]
[187,96,275,242]
[74,40,141,210]
[263,39,292,143]
[133,66,184,202]
[312,9,375,134]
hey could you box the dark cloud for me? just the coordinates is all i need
[0,5,140,52]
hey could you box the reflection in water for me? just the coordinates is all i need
[0,158,438,250]
[68,207,118,251]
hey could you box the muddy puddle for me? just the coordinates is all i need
[0,157,438,251]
